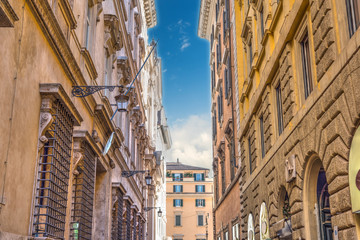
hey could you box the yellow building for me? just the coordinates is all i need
[166,160,214,240]
[233,0,360,239]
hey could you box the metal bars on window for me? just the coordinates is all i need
[112,189,124,240]
[71,142,96,240]
[132,209,137,240]
[33,100,74,239]
[126,201,132,239]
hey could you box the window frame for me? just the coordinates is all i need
[275,83,284,135]
[346,0,360,37]
[259,114,265,158]
[175,215,182,226]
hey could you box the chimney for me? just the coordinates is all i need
[177,158,179,164]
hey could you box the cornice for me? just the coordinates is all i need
[27,0,96,115]
[81,48,98,80]
[142,0,157,28]
[197,0,213,39]
[0,0,19,27]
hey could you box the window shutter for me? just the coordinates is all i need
[181,185,183,192]
[196,199,198,207]
[202,173,205,181]
[173,185,175,192]
[180,173,183,181]
[180,200,183,207]
[173,200,175,207]
[172,173,175,180]
[203,199,206,206]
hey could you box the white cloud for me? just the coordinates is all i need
[180,42,190,51]
[162,69,168,73]
[168,114,212,172]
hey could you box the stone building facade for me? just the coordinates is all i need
[0,0,169,239]
[166,160,214,240]
[198,0,241,239]
[233,0,360,239]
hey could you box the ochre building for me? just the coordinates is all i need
[166,160,214,240]
[234,0,360,239]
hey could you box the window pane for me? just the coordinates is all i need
[276,84,284,135]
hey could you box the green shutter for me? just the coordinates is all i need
[194,174,196,181]
[196,199,198,207]
[180,173,183,181]
[173,185,175,192]
[201,173,205,180]
[180,199,183,206]
[173,200,175,206]
[181,185,183,192]
[172,173,175,181]
[203,199,206,206]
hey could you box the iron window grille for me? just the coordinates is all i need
[125,201,132,239]
[132,209,137,240]
[112,189,124,240]
[32,100,74,239]
[71,142,96,240]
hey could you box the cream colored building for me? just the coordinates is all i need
[166,160,214,240]
[0,0,168,239]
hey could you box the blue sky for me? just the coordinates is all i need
[147,0,213,170]
[148,0,210,124]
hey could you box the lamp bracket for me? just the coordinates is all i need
[144,207,158,211]
[121,170,146,178]
[72,85,125,97]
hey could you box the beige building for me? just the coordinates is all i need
[166,160,214,240]
[0,0,168,239]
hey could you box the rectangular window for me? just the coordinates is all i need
[346,0,360,37]
[85,3,91,49]
[218,34,222,68]
[220,87,224,118]
[260,115,265,158]
[224,68,229,99]
[195,199,206,207]
[33,100,74,238]
[195,185,205,192]
[221,160,226,193]
[175,215,181,226]
[71,142,96,240]
[173,199,183,207]
[232,223,240,240]
[213,112,217,140]
[224,231,229,240]
[249,40,253,67]
[198,215,204,226]
[276,84,284,135]
[300,32,313,99]
[172,173,183,181]
[173,185,183,193]
[230,142,235,180]
[260,7,265,38]
[194,173,205,181]
[248,137,253,174]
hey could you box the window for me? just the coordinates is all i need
[218,87,224,121]
[213,112,217,140]
[211,63,216,91]
[218,34,222,68]
[85,2,91,49]
[224,231,229,240]
[175,215,181,226]
[71,142,96,240]
[198,215,204,226]
[248,137,253,174]
[346,0,360,37]
[249,39,253,67]
[194,173,205,181]
[232,223,240,240]
[173,185,183,193]
[195,199,206,207]
[211,26,214,49]
[225,56,232,99]
[112,188,124,239]
[276,84,284,135]
[173,199,183,207]
[260,6,265,38]
[259,115,265,158]
[195,185,205,192]
[32,100,74,238]
[172,173,183,181]
[221,160,226,193]
[300,31,313,99]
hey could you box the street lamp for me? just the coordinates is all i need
[121,170,152,186]
[144,207,162,217]
[115,93,129,112]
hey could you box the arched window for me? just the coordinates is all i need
[317,168,333,240]
[259,202,270,240]
[248,213,255,240]
[304,157,333,240]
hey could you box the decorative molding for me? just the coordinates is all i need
[104,14,122,55]
[285,155,296,182]
[58,0,77,29]
[37,111,53,152]
[81,48,98,80]
[0,0,19,27]
[143,0,157,28]
[27,0,96,114]
[39,83,83,125]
